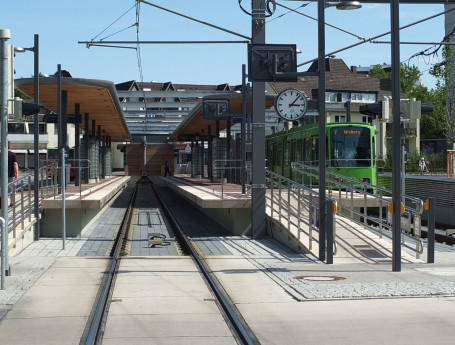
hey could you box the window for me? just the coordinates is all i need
[28,123,47,134]
[8,123,25,133]
[330,126,371,167]
[351,93,376,103]
[325,92,349,103]
[335,115,346,123]
[362,115,372,123]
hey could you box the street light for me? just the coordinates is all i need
[14,34,40,241]
[326,1,362,10]
[316,0,361,263]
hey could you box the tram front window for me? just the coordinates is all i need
[330,127,371,167]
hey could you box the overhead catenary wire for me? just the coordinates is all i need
[298,6,455,67]
[274,1,364,40]
[134,1,150,132]
[90,3,137,42]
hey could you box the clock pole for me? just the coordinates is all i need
[251,0,266,239]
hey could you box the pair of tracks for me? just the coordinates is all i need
[83,179,258,345]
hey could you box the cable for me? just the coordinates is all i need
[91,3,137,41]
[274,2,364,40]
[238,0,276,17]
[267,3,309,24]
[135,0,150,136]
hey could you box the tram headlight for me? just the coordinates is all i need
[360,178,370,184]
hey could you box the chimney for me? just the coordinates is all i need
[351,66,357,73]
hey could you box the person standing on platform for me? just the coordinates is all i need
[8,141,19,207]
[419,157,428,176]
[164,160,171,177]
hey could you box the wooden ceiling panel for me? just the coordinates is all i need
[170,93,276,142]
[15,78,130,142]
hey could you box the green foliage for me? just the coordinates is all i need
[14,88,31,100]
[429,44,455,146]
[369,61,447,140]
[378,149,447,174]
[369,63,421,95]
[369,64,391,79]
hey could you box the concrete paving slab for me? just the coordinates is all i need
[5,284,97,318]
[33,266,106,285]
[113,274,213,298]
[0,316,88,345]
[103,336,237,345]
[108,296,220,316]
[0,256,109,344]
[104,313,233,338]
[235,297,455,345]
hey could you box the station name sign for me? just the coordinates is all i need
[45,114,82,124]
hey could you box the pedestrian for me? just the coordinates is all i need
[164,160,171,177]
[8,141,19,206]
[418,157,428,176]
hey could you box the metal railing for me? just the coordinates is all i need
[47,159,91,198]
[265,169,337,262]
[212,159,247,199]
[291,162,425,257]
[6,166,56,240]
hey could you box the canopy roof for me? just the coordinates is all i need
[15,77,130,142]
[170,93,276,142]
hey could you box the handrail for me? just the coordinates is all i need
[290,161,425,256]
[292,161,424,215]
[265,169,337,261]
[3,166,56,248]
[212,159,246,199]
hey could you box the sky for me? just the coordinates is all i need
[2,1,450,89]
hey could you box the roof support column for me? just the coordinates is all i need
[200,129,205,179]
[208,125,213,182]
[74,103,80,187]
[84,113,89,184]
[97,125,102,181]
[226,120,231,183]
[190,140,194,178]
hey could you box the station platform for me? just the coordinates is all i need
[39,175,130,237]
[1,175,455,344]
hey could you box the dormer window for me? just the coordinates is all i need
[325,92,349,103]
[351,93,376,103]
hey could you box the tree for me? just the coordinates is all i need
[430,44,455,148]
[369,63,446,140]
[369,63,421,95]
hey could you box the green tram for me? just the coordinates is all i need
[266,122,377,189]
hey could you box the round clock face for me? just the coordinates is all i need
[274,89,308,121]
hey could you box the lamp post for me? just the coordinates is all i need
[14,34,40,241]
[390,0,402,272]
[317,0,361,262]
[0,29,11,288]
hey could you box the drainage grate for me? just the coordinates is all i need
[294,275,346,282]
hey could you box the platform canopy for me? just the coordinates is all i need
[15,77,130,142]
[169,92,276,142]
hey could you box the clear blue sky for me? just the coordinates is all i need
[2,1,447,89]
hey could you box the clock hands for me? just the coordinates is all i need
[289,95,301,107]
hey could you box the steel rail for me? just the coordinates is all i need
[152,184,257,345]
[84,184,137,345]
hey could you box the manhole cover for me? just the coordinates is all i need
[294,275,345,281]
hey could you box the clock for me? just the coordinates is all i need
[274,88,308,121]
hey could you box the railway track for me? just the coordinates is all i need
[82,179,258,345]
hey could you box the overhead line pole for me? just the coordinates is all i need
[391,0,402,272]
[251,0,266,239]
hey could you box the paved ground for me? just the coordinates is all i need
[1,177,455,344]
